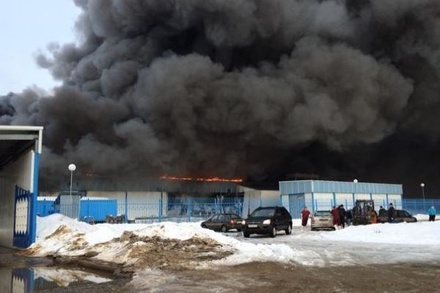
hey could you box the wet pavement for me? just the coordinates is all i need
[0,246,123,293]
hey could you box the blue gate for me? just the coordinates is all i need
[13,186,34,248]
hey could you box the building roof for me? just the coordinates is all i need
[0,125,43,170]
[280,179,403,195]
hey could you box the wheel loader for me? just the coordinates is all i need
[352,199,374,225]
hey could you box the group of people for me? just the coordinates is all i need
[300,205,349,230]
[331,204,347,229]
[301,203,437,229]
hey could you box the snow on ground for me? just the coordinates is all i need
[31,213,440,268]
[27,213,440,287]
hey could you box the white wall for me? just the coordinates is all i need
[240,186,280,217]
[260,190,281,206]
[388,194,402,209]
[2,151,34,191]
[371,194,388,209]
[312,192,333,211]
[242,188,261,217]
[0,150,35,247]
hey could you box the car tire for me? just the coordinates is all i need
[243,231,250,238]
[270,226,277,238]
[201,224,207,228]
[221,225,228,232]
[285,224,292,235]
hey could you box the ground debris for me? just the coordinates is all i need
[21,230,234,275]
[115,231,233,271]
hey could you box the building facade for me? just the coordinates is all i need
[279,180,403,218]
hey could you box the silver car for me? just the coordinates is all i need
[311,210,335,231]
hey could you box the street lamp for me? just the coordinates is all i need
[420,183,426,210]
[353,179,358,202]
[68,164,76,218]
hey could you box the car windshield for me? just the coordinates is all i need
[250,208,275,218]
[314,211,331,217]
[401,211,411,217]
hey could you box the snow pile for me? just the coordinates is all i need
[28,213,440,272]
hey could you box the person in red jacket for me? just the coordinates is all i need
[301,206,311,231]
[331,206,341,229]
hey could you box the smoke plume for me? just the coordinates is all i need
[1,0,440,196]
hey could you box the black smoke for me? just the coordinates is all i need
[1,0,440,197]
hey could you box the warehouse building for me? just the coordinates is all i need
[280,180,403,218]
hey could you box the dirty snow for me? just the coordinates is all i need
[27,213,440,286]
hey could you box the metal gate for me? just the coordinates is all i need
[13,186,33,248]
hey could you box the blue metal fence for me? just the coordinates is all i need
[402,199,440,215]
[37,196,244,223]
[36,198,54,216]
[37,197,437,222]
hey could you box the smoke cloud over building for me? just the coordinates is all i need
[1,0,440,196]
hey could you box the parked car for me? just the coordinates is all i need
[311,210,335,231]
[201,213,243,232]
[241,206,292,238]
[377,209,417,223]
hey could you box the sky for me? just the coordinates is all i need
[28,213,440,289]
[0,1,80,95]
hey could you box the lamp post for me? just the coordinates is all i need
[353,179,358,203]
[68,164,76,218]
[420,183,425,211]
[353,179,358,193]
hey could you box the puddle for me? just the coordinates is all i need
[0,247,115,293]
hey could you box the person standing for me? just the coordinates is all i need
[331,206,341,229]
[388,203,396,223]
[345,209,353,226]
[379,206,386,217]
[369,207,378,224]
[428,206,436,222]
[301,206,311,231]
[338,205,346,228]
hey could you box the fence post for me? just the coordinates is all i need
[159,194,163,222]
[124,191,128,223]
[187,197,192,222]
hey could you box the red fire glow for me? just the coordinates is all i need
[160,175,243,183]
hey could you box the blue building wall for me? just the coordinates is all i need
[279,180,403,218]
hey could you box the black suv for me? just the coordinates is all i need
[242,206,293,238]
